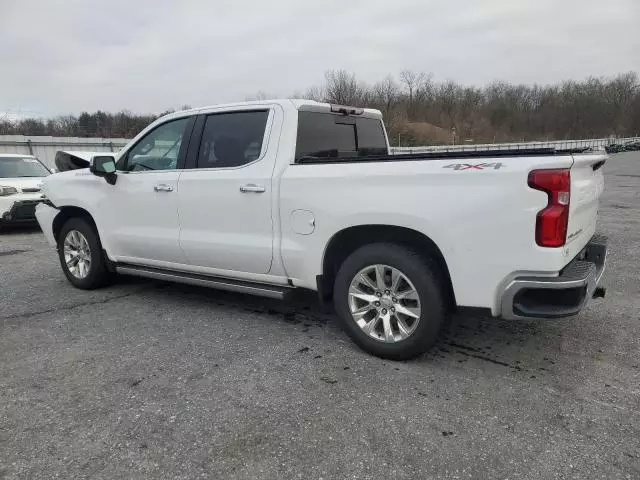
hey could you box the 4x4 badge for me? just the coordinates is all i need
[443,162,504,170]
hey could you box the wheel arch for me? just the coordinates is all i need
[53,206,116,272]
[52,206,98,243]
[319,224,456,308]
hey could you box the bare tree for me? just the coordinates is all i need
[303,85,325,101]
[400,70,422,102]
[324,70,364,105]
[373,75,400,116]
[400,70,430,119]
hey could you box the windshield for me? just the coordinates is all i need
[0,157,51,178]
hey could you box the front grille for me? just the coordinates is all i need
[7,200,44,220]
[12,204,38,219]
[21,187,41,193]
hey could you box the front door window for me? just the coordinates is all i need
[121,118,190,172]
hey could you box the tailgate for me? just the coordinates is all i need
[566,153,606,250]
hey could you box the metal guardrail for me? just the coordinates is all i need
[390,137,640,155]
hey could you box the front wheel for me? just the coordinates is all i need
[333,243,448,360]
[57,217,112,289]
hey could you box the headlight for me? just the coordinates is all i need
[0,186,18,196]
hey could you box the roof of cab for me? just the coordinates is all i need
[165,99,382,121]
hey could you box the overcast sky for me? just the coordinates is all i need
[1,0,638,116]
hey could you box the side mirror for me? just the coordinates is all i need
[90,155,117,185]
[50,167,57,174]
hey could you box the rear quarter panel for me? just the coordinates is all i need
[279,155,577,313]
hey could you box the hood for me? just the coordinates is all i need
[55,150,113,172]
[0,176,46,192]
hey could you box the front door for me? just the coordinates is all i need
[177,107,280,274]
[100,116,194,266]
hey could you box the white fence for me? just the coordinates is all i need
[0,135,129,168]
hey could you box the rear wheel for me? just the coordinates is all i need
[57,217,111,289]
[334,243,448,360]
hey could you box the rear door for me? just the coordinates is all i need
[566,153,606,250]
[177,106,281,274]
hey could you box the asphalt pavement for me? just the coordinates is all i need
[1,152,639,479]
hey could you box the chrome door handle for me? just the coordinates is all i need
[154,184,174,192]
[239,184,266,193]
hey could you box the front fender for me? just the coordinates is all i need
[35,203,59,247]
[41,171,111,252]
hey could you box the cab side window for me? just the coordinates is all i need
[295,112,388,161]
[122,117,190,172]
[196,111,269,169]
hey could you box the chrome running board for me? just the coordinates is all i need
[116,264,290,300]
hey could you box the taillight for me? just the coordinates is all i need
[528,169,570,247]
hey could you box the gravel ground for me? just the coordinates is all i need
[1,152,639,480]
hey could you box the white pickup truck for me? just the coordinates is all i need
[35,99,608,359]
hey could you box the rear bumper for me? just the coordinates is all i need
[0,198,45,224]
[500,234,607,320]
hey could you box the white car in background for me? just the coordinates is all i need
[0,154,52,227]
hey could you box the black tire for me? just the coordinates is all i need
[333,243,448,360]
[57,217,112,289]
